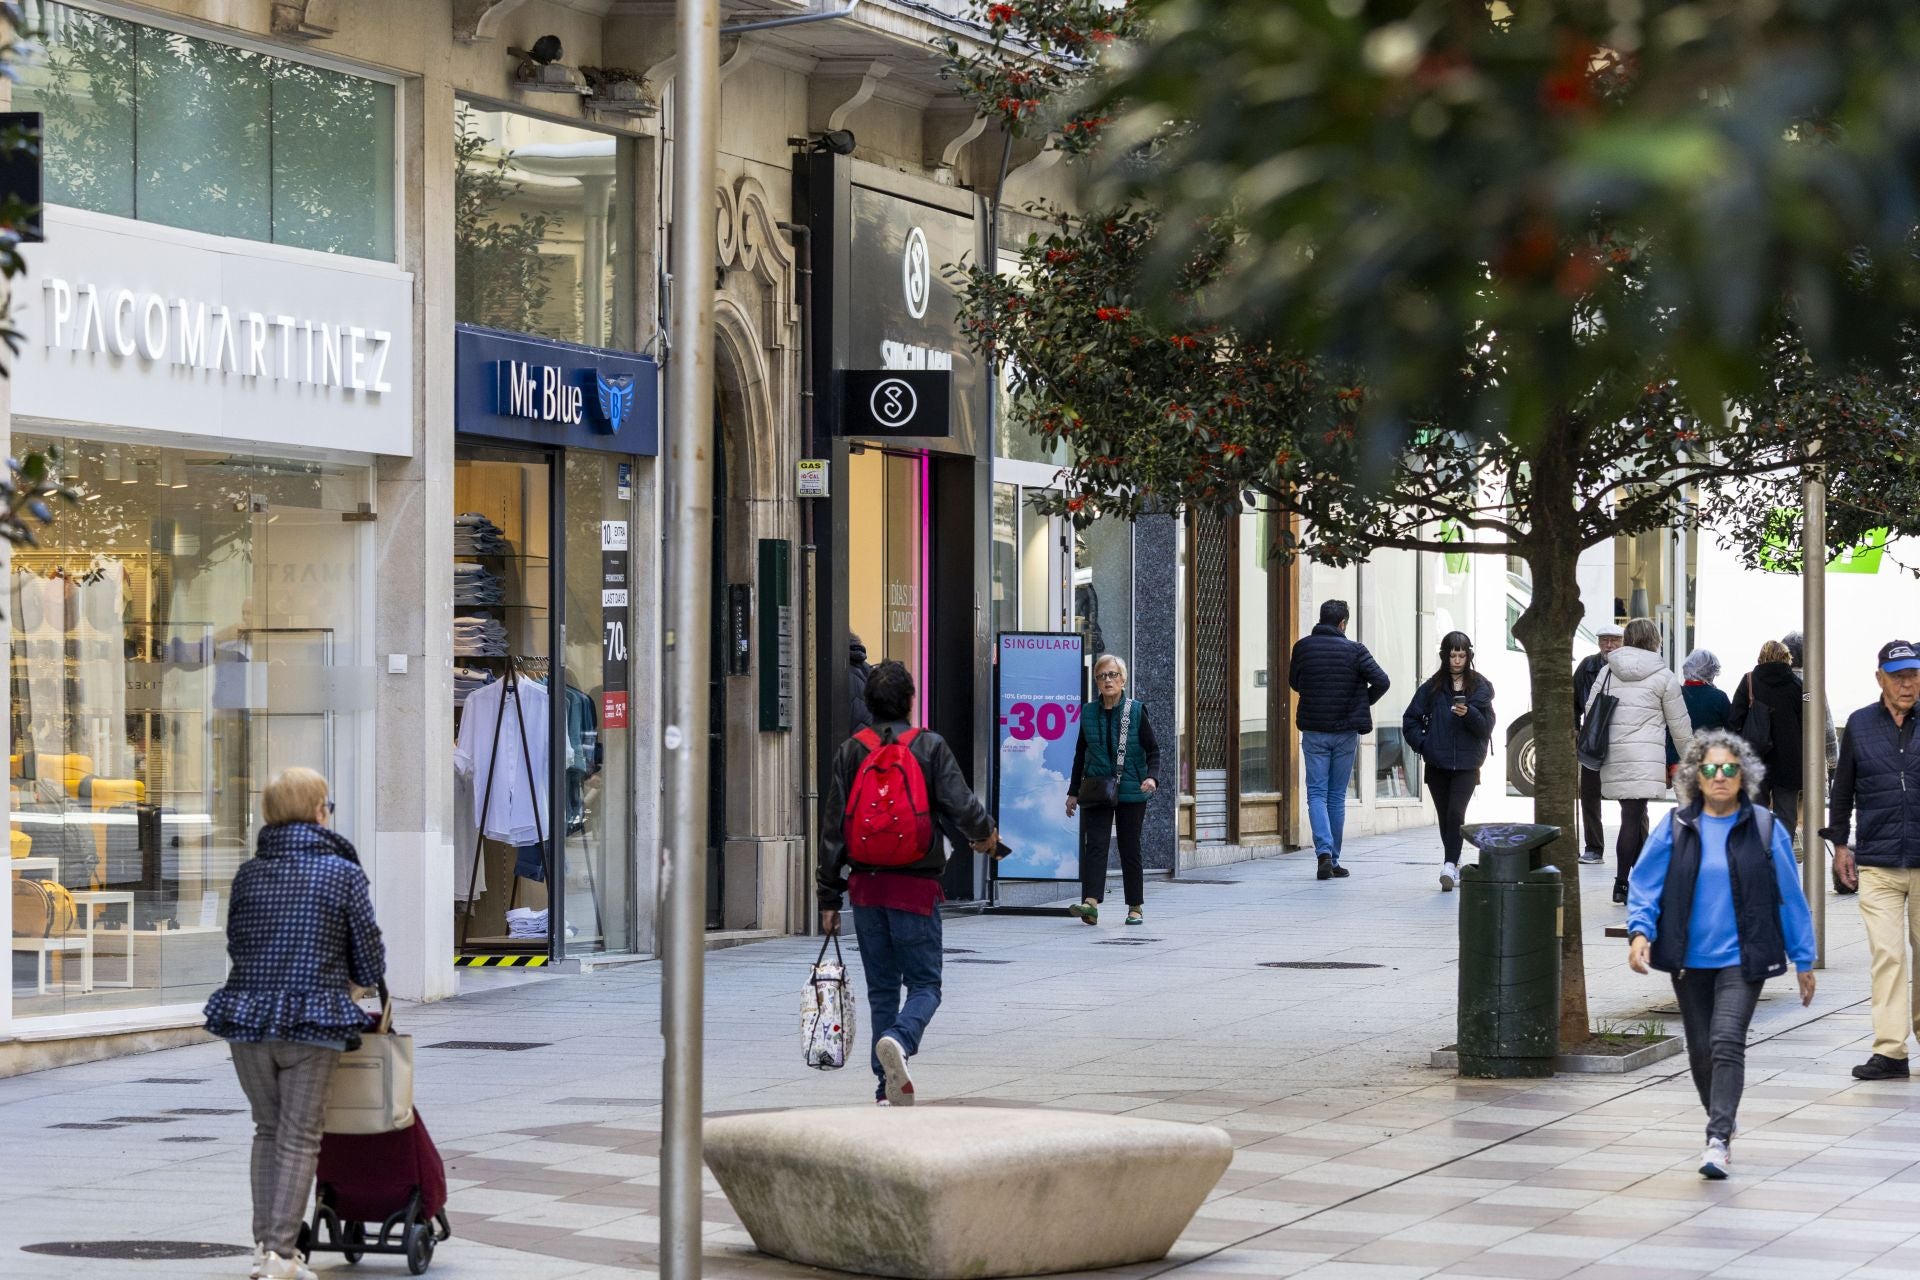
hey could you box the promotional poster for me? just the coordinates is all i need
[994,632,1086,881]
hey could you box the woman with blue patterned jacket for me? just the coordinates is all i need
[203,768,384,1280]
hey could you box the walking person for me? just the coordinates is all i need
[202,768,385,1280]
[1401,631,1495,893]
[1065,654,1162,926]
[818,660,998,1106]
[1728,640,1806,840]
[1627,730,1817,1179]
[1786,628,1851,896]
[1595,618,1694,904]
[1575,623,1626,864]
[849,633,874,731]
[1289,599,1391,880]
[1669,648,1730,787]
[1823,640,1920,1080]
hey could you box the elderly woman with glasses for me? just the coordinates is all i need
[1065,654,1162,926]
[1627,728,1816,1181]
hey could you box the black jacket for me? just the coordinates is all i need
[1288,623,1391,734]
[1402,675,1496,773]
[849,642,874,732]
[1728,662,1805,792]
[1823,700,1920,868]
[1573,652,1607,727]
[1649,800,1788,983]
[816,721,993,909]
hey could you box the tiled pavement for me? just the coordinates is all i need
[6,812,1920,1280]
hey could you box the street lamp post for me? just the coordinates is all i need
[661,1,720,1277]
[1802,460,1827,968]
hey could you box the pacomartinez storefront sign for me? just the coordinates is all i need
[14,206,416,457]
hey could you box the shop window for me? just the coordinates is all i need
[10,435,372,1020]
[846,451,927,679]
[990,483,1019,642]
[1076,515,1131,673]
[454,103,631,349]
[1306,555,1362,799]
[15,1,396,260]
[1239,505,1273,793]
[1360,550,1422,800]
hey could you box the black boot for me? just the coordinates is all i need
[1316,855,1332,881]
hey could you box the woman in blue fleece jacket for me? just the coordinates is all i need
[1627,728,1816,1182]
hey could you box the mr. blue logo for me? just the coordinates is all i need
[596,373,636,435]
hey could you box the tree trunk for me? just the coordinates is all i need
[1511,427,1591,1046]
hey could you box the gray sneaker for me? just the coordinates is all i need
[1699,1138,1730,1180]
[1578,850,1604,865]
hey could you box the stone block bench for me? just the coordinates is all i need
[704,1105,1232,1279]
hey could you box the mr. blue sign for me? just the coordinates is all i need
[457,324,658,455]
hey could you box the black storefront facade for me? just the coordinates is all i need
[795,155,994,901]
[450,323,660,962]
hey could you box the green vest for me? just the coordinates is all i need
[1082,698,1150,803]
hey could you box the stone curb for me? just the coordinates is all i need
[1429,1036,1685,1074]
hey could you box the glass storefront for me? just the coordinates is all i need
[1361,552,1422,800]
[10,434,371,1019]
[15,1,396,260]
[847,450,928,682]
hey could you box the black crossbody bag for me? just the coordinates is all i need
[1077,698,1132,809]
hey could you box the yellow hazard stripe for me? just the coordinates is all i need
[455,954,549,968]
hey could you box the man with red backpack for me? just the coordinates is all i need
[818,660,997,1106]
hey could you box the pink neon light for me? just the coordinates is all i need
[918,452,932,700]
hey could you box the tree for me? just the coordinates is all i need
[1100,0,1920,449]
[452,104,560,336]
[956,200,1894,1041]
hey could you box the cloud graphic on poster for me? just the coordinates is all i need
[997,739,1079,878]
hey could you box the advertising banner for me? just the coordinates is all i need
[993,632,1086,881]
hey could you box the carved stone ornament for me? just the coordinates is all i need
[454,0,531,44]
[270,0,340,39]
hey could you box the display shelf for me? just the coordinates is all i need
[455,553,548,565]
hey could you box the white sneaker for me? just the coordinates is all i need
[249,1244,265,1280]
[1700,1138,1730,1180]
[1440,863,1458,892]
[260,1252,316,1280]
[875,1033,915,1106]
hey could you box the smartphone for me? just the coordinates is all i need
[992,839,1014,861]
[1450,693,1467,706]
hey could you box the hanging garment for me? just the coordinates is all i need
[72,562,128,777]
[452,768,486,902]
[562,683,600,832]
[453,675,551,845]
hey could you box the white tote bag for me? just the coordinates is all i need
[801,930,857,1071]
[324,991,415,1134]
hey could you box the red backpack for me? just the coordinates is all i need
[844,727,934,867]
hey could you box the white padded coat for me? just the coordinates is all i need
[1593,645,1693,800]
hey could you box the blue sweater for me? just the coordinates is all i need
[1628,810,1816,972]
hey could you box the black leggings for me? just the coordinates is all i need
[1426,766,1478,865]
[1080,801,1147,908]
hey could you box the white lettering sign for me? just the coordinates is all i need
[499,359,586,426]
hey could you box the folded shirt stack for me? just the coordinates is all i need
[453,563,505,606]
[453,615,509,658]
[454,664,495,709]
[454,512,511,557]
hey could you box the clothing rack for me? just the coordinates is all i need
[457,658,551,952]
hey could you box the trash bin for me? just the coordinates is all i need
[1456,822,1562,1078]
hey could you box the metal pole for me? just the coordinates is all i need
[661,0,719,1275]
[1803,462,1828,969]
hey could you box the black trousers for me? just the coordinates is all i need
[1080,801,1147,908]
[1580,766,1605,853]
[1616,798,1650,890]
[1426,765,1478,865]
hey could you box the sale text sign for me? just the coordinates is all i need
[993,632,1086,880]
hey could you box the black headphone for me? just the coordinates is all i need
[1439,632,1474,663]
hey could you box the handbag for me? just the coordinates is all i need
[324,985,415,1134]
[1576,671,1617,771]
[11,876,76,937]
[800,929,857,1071]
[1741,673,1775,758]
[1076,697,1133,809]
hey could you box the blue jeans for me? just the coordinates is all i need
[853,905,943,1098]
[1301,730,1358,861]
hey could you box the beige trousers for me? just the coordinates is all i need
[1857,866,1920,1059]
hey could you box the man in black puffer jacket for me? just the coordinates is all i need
[1288,599,1391,881]
[1824,639,1920,1081]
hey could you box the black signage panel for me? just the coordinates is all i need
[840,368,953,439]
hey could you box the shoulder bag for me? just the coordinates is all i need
[1576,671,1617,771]
[324,985,414,1134]
[1741,673,1775,758]
[1076,698,1132,809]
[800,928,857,1071]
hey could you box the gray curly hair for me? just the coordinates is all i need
[1675,728,1766,805]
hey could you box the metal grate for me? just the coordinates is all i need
[23,1242,251,1261]
[948,958,1011,964]
[1096,939,1158,946]
[942,948,976,955]
[1191,512,1233,773]
[1260,961,1383,970]
[161,1136,218,1144]
[551,1097,658,1107]
[48,1122,122,1131]
[166,1108,244,1117]
[1175,878,1242,885]
[135,1078,207,1085]
[425,1040,551,1051]
[105,1116,181,1124]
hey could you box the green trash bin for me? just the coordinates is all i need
[1456,822,1562,1078]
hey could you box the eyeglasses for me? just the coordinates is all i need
[1096,672,1123,682]
[1698,762,1742,779]
[326,800,336,815]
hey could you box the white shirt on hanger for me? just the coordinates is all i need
[454,674,551,845]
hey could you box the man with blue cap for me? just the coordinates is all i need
[1825,639,1920,1080]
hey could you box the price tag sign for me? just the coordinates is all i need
[993,631,1086,880]
[601,521,630,707]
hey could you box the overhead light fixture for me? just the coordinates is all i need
[790,130,856,156]
[170,458,189,490]
[510,35,587,95]
[101,448,121,484]
[121,452,141,483]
